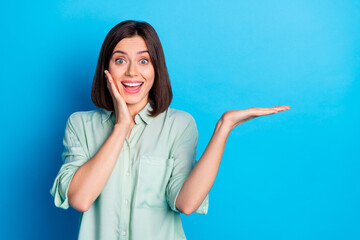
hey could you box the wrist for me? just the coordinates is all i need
[113,122,130,133]
[215,118,232,136]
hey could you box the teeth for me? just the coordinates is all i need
[123,82,142,87]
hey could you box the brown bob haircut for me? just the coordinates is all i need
[91,20,172,117]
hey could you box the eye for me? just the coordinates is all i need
[139,59,149,64]
[115,58,126,64]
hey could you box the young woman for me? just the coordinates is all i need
[50,20,290,240]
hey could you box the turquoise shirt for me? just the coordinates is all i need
[50,102,209,240]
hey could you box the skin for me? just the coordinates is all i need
[68,36,155,211]
[68,36,291,213]
[106,35,155,137]
[175,105,290,215]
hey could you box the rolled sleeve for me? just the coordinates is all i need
[49,113,88,209]
[166,116,209,215]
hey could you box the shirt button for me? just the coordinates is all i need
[121,231,126,236]
[124,200,128,205]
[125,172,130,176]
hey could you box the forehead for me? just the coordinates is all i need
[113,36,148,52]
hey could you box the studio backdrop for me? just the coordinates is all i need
[0,0,359,239]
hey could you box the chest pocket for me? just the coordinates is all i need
[134,155,175,209]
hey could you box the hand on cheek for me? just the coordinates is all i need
[108,70,125,100]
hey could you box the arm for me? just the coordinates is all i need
[175,105,291,215]
[67,124,128,212]
[68,70,132,212]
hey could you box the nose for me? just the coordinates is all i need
[125,61,138,77]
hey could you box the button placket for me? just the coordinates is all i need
[120,140,131,239]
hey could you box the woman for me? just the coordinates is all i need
[50,20,290,240]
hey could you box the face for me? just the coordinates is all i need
[108,36,155,110]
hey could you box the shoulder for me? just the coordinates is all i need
[165,108,199,151]
[164,108,198,137]
[66,109,104,129]
[166,107,196,126]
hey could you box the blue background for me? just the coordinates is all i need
[1,0,359,239]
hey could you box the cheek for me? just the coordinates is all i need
[108,61,115,71]
[143,68,155,81]
[108,64,123,79]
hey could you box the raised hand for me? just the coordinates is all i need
[104,70,132,128]
[221,105,291,131]
[175,104,290,214]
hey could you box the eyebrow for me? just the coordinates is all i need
[112,50,149,56]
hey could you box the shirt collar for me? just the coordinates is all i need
[101,102,153,125]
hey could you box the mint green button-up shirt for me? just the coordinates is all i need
[50,102,209,240]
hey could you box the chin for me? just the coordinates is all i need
[124,100,138,105]
[124,96,146,106]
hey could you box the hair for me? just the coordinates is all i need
[91,20,172,117]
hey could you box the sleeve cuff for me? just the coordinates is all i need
[195,194,209,215]
[49,171,76,210]
[168,186,209,215]
[168,185,182,213]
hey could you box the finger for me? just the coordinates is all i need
[104,70,115,86]
[249,108,278,117]
[260,109,279,115]
[105,70,127,99]
[104,70,121,99]
[258,105,291,116]
[284,105,291,110]
[269,105,290,111]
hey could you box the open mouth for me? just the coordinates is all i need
[121,82,144,94]
[121,82,144,88]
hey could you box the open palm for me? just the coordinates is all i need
[221,105,291,131]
